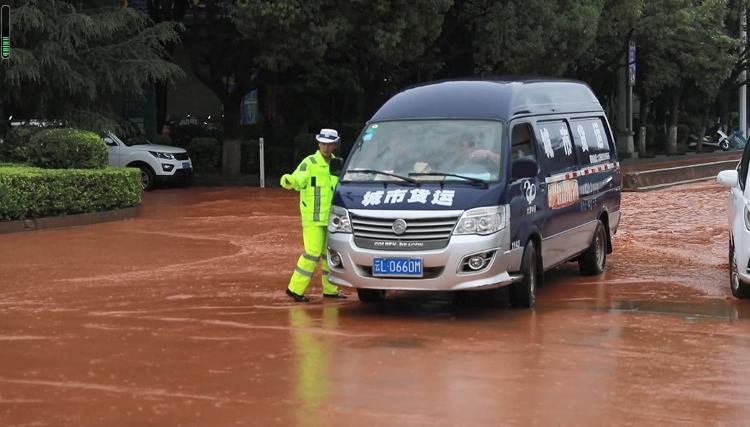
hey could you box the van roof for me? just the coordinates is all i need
[369,78,603,122]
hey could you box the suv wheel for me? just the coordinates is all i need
[139,166,155,191]
[730,241,750,298]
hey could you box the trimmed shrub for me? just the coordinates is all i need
[189,137,221,169]
[27,128,107,169]
[0,166,141,221]
[0,126,46,163]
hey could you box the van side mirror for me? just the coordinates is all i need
[330,157,344,177]
[717,169,739,187]
[511,158,539,180]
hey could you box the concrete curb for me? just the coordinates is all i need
[622,158,740,192]
[0,206,140,235]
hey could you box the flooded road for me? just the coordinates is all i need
[2,182,750,426]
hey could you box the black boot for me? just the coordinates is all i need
[286,289,310,302]
[323,292,347,299]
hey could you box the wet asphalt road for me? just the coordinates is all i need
[1,182,750,426]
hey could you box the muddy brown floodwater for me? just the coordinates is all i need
[2,182,750,426]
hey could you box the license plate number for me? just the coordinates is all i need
[372,258,423,277]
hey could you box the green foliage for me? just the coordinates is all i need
[0,0,184,132]
[0,126,46,163]
[467,0,606,75]
[0,165,141,221]
[188,137,221,170]
[26,128,107,169]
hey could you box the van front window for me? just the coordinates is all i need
[342,120,504,183]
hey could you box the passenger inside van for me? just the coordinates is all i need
[511,123,536,160]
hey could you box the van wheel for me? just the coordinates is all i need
[730,242,750,298]
[579,221,607,275]
[510,240,539,308]
[138,166,155,191]
[357,289,386,304]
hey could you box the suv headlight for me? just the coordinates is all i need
[453,206,507,235]
[328,206,352,233]
[149,151,176,160]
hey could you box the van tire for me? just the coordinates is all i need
[579,221,607,275]
[357,289,386,304]
[510,240,538,308]
[730,242,750,298]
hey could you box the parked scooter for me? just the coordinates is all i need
[688,124,744,151]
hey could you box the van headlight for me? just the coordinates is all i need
[453,206,507,235]
[328,206,352,233]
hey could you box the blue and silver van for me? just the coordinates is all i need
[326,79,621,307]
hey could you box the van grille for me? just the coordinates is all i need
[350,213,459,251]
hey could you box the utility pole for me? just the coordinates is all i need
[741,6,747,140]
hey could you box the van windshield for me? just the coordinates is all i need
[342,120,504,183]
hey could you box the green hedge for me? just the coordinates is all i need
[27,128,108,169]
[0,166,141,221]
[189,137,221,169]
[0,126,46,163]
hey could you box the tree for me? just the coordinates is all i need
[0,0,183,132]
[636,0,737,153]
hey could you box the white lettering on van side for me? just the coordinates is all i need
[523,180,536,204]
[576,124,589,152]
[592,122,605,149]
[540,127,554,158]
[579,180,607,196]
[547,180,579,209]
[589,152,611,164]
[560,125,573,156]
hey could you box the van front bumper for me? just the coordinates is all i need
[327,230,524,292]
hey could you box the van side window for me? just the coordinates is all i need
[570,117,614,165]
[511,123,536,160]
[738,141,750,190]
[535,120,578,173]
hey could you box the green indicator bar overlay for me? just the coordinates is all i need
[1,5,9,60]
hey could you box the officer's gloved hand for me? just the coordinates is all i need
[280,174,295,190]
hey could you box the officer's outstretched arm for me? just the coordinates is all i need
[280,160,310,191]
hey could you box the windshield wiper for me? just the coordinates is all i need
[346,168,417,184]
[408,171,488,187]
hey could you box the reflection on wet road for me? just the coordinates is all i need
[1,182,750,426]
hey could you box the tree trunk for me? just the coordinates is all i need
[696,109,708,152]
[667,91,681,154]
[638,96,648,157]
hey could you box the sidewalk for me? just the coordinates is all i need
[620,150,741,191]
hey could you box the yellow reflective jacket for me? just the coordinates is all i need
[280,151,338,226]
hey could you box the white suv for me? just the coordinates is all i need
[717,145,750,298]
[103,131,193,190]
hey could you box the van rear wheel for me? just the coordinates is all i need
[579,221,607,275]
[357,289,386,304]
[510,240,539,308]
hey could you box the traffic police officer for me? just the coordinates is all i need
[281,128,346,302]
